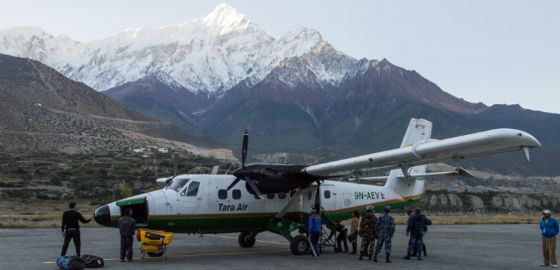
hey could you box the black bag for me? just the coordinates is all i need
[56,256,85,270]
[80,254,104,268]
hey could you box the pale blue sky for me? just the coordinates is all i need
[1,0,558,113]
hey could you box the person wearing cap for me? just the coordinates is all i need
[405,208,431,260]
[373,206,396,263]
[540,209,559,267]
[358,206,377,260]
[308,208,322,257]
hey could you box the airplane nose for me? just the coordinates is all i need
[94,205,111,227]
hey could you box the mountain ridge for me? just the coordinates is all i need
[0,54,233,159]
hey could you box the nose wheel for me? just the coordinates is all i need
[238,232,257,248]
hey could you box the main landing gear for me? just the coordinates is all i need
[290,235,310,255]
[238,232,257,248]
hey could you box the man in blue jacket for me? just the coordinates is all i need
[308,208,322,257]
[540,209,559,267]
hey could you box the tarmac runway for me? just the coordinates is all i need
[0,224,548,269]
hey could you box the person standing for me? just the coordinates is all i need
[358,206,377,260]
[334,220,349,253]
[349,211,360,255]
[540,209,559,267]
[60,202,92,257]
[406,209,427,257]
[307,208,322,257]
[373,206,396,263]
[118,209,137,262]
[405,208,431,260]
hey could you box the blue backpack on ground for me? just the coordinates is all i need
[56,256,85,270]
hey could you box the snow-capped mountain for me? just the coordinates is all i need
[0,3,356,93]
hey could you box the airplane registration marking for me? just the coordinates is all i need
[354,191,385,200]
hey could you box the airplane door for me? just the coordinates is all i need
[321,185,336,211]
[177,180,204,214]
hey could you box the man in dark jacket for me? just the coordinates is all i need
[405,208,431,260]
[359,206,377,260]
[118,209,137,262]
[540,209,559,267]
[60,202,92,257]
[407,209,427,257]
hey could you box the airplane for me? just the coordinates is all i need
[93,118,541,256]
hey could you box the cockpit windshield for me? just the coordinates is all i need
[167,178,190,192]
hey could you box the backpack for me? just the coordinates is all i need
[56,256,85,270]
[81,254,104,268]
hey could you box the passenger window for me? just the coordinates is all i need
[233,189,241,200]
[186,181,200,196]
[218,189,227,200]
[267,193,275,199]
[278,192,286,199]
[324,190,331,199]
[290,190,296,197]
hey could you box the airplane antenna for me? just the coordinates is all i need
[172,151,178,177]
[224,163,235,175]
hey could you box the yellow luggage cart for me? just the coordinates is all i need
[136,229,174,260]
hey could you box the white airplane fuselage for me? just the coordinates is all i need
[96,173,423,234]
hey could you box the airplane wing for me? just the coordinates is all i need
[303,128,541,177]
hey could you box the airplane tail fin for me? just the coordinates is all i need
[399,118,432,148]
[385,118,432,197]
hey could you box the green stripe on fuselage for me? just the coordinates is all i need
[107,196,420,235]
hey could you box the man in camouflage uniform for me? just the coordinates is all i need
[358,206,377,260]
[373,206,396,263]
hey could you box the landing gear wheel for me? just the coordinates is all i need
[238,232,256,248]
[147,251,165,257]
[290,235,310,255]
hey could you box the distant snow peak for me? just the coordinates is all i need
[202,3,249,35]
[0,3,374,95]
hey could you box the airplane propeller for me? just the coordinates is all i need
[227,130,249,191]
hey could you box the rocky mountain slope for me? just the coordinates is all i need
[0,54,233,159]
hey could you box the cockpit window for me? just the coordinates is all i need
[167,178,190,192]
[186,181,200,196]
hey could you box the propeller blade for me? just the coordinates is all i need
[241,130,249,168]
[245,178,264,199]
[227,178,241,191]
